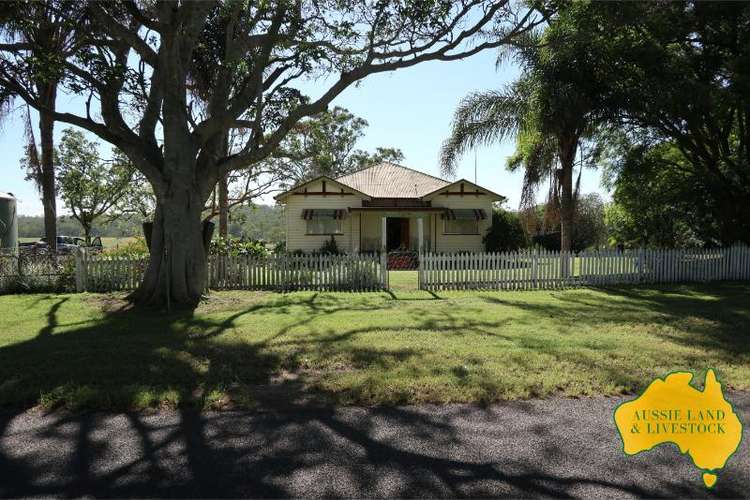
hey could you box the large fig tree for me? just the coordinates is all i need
[0,0,542,308]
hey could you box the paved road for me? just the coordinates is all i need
[1,394,748,498]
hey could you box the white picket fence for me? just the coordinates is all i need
[418,245,750,291]
[75,251,149,292]
[72,245,750,293]
[75,250,388,292]
[206,253,387,291]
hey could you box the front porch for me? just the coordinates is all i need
[352,207,442,254]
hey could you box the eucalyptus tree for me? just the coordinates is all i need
[0,0,543,308]
[272,106,404,188]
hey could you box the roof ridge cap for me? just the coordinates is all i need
[335,161,451,185]
[382,162,452,184]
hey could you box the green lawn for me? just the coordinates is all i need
[0,283,748,411]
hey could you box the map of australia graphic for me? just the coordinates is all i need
[614,370,743,488]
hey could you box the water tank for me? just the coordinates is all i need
[0,192,18,251]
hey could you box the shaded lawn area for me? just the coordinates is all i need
[0,283,748,411]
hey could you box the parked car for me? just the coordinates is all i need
[27,236,103,255]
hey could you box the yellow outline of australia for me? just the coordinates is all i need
[614,369,743,489]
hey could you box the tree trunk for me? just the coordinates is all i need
[38,86,57,251]
[558,140,577,253]
[218,175,229,238]
[83,225,91,246]
[132,186,209,310]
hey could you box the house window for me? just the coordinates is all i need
[307,217,342,235]
[443,218,479,235]
[303,209,345,235]
[441,208,486,235]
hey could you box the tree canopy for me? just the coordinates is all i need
[552,1,750,244]
[273,106,404,188]
[0,0,544,308]
[53,129,138,244]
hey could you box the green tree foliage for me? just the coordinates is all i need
[273,106,404,188]
[209,237,268,258]
[602,136,716,248]
[571,193,607,251]
[483,206,528,252]
[53,129,137,244]
[227,205,284,243]
[524,193,607,251]
[1,1,84,251]
[18,204,287,244]
[0,0,544,308]
[554,1,750,244]
[441,17,605,253]
[17,215,79,238]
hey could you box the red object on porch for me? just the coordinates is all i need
[387,251,419,270]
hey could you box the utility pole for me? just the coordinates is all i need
[474,149,478,184]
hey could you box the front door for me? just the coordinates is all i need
[386,217,410,251]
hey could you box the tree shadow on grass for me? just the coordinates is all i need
[480,283,750,360]
[477,282,750,395]
[1,286,750,496]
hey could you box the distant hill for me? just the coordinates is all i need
[18,204,285,243]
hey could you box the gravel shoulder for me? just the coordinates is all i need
[1,393,749,498]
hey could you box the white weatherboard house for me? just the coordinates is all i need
[275,162,505,253]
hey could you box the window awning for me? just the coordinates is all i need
[301,209,347,220]
[441,208,487,220]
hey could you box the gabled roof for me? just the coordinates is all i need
[274,175,372,201]
[422,178,506,201]
[334,162,450,199]
[274,162,505,202]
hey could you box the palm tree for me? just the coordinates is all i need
[440,29,599,253]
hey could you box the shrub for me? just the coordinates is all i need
[0,254,76,294]
[210,237,269,258]
[319,235,341,255]
[483,208,528,252]
[104,237,149,257]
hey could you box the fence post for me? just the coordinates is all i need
[418,252,424,290]
[380,252,388,290]
[638,248,644,282]
[75,247,87,292]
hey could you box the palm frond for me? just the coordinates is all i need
[440,86,529,177]
[495,28,544,70]
[0,88,14,125]
[503,127,557,212]
[22,106,42,190]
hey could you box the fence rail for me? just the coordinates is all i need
[207,253,387,291]
[3,246,749,295]
[0,250,76,293]
[76,251,148,292]
[418,246,750,291]
[73,251,388,293]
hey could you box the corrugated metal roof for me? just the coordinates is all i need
[335,162,450,198]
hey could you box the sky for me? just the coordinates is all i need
[0,48,609,216]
